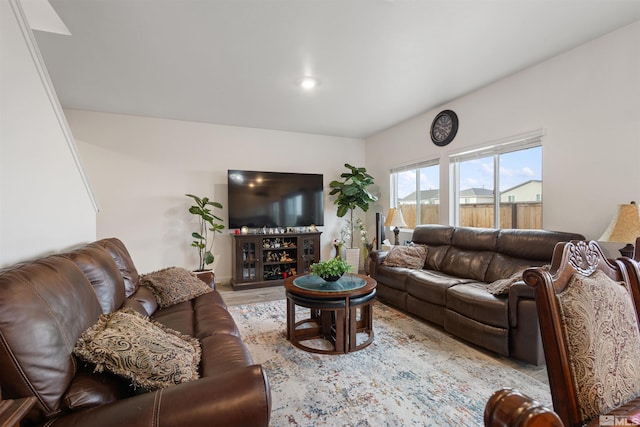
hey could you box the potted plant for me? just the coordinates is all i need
[310,258,353,282]
[186,194,225,285]
[329,163,378,271]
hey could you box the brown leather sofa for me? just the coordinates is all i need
[369,225,584,365]
[0,238,271,427]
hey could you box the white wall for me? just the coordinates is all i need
[0,1,96,267]
[366,21,640,257]
[68,110,365,279]
[14,17,636,271]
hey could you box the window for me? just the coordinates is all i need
[390,161,439,229]
[451,132,543,229]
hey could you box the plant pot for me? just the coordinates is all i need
[194,269,215,289]
[345,248,360,273]
[323,274,343,282]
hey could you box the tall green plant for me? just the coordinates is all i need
[329,163,378,248]
[186,194,225,271]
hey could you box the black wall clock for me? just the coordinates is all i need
[430,110,458,146]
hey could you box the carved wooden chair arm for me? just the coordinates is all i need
[484,388,564,427]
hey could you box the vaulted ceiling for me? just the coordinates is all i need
[33,0,640,138]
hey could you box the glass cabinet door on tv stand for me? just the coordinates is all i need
[235,237,258,283]
[231,232,321,290]
[300,235,318,274]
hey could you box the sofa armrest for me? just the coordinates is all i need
[507,281,534,327]
[507,281,546,365]
[369,250,389,265]
[368,250,389,279]
[49,365,271,427]
[485,388,563,427]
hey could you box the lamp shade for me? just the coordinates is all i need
[384,208,407,228]
[598,202,640,244]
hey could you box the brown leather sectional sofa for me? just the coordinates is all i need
[0,238,271,427]
[369,225,584,365]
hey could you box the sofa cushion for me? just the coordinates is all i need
[411,224,454,246]
[194,289,228,310]
[406,270,474,306]
[199,334,255,377]
[440,247,494,281]
[424,245,451,271]
[193,303,241,339]
[154,303,241,340]
[61,366,133,412]
[127,285,159,316]
[383,245,428,269]
[446,283,509,329]
[151,301,196,336]
[0,256,103,421]
[374,264,411,291]
[484,252,546,284]
[74,308,201,390]
[451,227,499,251]
[95,238,140,298]
[497,229,584,261]
[120,298,150,316]
[67,244,126,314]
[140,267,213,308]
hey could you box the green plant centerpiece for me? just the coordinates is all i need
[310,258,353,282]
[329,163,378,248]
[186,194,225,271]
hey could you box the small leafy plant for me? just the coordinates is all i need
[186,194,225,271]
[310,258,353,280]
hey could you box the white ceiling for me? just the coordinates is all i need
[32,0,640,139]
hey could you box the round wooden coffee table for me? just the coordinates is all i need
[284,273,376,354]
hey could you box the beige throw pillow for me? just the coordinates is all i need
[383,245,428,269]
[74,308,201,390]
[140,267,212,307]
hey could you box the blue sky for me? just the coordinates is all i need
[397,146,542,198]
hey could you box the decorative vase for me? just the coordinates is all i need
[334,242,344,259]
[323,274,343,282]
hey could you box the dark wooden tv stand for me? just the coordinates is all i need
[231,232,321,290]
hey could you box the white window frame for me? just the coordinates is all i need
[390,159,439,228]
[450,130,544,227]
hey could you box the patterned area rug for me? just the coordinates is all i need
[229,300,551,427]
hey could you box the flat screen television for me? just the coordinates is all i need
[227,170,324,229]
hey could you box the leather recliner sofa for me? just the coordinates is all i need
[369,225,584,365]
[0,238,271,427]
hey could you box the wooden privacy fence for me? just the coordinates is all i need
[399,202,542,229]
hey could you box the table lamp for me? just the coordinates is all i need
[598,201,640,258]
[384,208,407,246]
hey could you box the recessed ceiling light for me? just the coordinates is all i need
[300,76,318,90]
